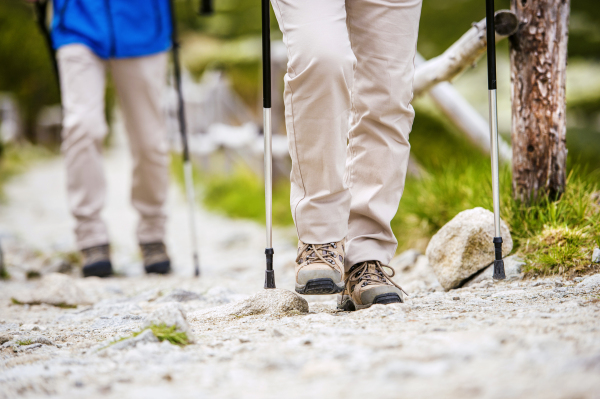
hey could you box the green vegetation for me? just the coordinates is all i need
[149,323,190,346]
[0,267,9,280]
[16,339,32,346]
[106,323,190,349]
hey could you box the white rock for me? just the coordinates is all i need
[191,289,308,322]
[426,208,513,290]
[463,255,525,287]
[592,248,600,263]
[11,273,93,306]
[143,303,192,337]
[577,274,600,290]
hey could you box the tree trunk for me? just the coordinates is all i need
[509,0,570,203]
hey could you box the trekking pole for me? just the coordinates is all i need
[169,0,201,277]
[262,0,275,289]
[486,0,505,280]
[199,0,213,15]
[34,0,60,96]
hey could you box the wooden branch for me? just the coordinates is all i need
[414,10,518,96]
[415,54,512,163]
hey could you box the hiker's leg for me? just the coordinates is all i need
[344,0,422,269]
[272,0,356,243]
[58,44,109,250]
[109,52,170,245]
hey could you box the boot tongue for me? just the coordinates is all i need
[366,262,387,284]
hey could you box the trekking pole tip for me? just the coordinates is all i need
[193,254,200,277]
[264,248,275,289]
[492,237,505,280]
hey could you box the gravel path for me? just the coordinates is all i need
[1,136,599,399]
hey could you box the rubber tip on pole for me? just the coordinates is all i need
[493,259,505,280]
[193,254,200,277]
[492,237,505,280]
[264,248,275,289]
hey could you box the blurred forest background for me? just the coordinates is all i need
[1,0,599,276]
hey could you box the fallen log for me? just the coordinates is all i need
[413,10,518,96]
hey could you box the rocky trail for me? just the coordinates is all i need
[1,136,600,398]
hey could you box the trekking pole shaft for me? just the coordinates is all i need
[486,0,505,280]
[262,0,275,289]
[489,90,501,238]
[169,0,200,276]
[264,108,273,249]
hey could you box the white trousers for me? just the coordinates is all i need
[272,0,422,269]
[57,44,170,250]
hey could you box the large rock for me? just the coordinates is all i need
[426,207,513,290]
[191,289,308,322]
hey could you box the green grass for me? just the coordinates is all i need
[171,155,293,226]
[16,339,32,346]
[105,323,190,349]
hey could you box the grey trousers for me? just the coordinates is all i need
[272,0,423,269]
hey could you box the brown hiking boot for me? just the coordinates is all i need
[140,242,171,275]
[337,261,406,311]
[295,240,345,295]
[82,244,113,278]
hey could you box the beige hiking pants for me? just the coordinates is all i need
[57,44,169,250]
[272,0,422,269]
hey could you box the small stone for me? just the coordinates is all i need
[157,289,203,303]
[11,273,92,307]
[577,274,600,290]
[426,208,513,290]
[453,296,460,301]
[272,329,284,337]
[143,303,192,337]
[0,334,11,345]
[592,248,600,263]
[191,289,308,322]
[111,329,159,350]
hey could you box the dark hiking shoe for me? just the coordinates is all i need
[82,244,113,278]
[337,261,407,311]
[141,242,171,274]
[295,240,345,295]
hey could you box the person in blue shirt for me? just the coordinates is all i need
[47,0,175,277]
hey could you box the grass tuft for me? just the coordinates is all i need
[16,339,32,346]
[104,323,190,349]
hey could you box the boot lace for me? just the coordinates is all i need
[346,261,408,296]
[296,242,342,272]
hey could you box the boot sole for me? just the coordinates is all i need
[83,261,113,278]
[295,278,344,295]
[144,260,171,275]
[337,293,403,311]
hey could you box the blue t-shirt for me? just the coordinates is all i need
[51,0,173,59]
